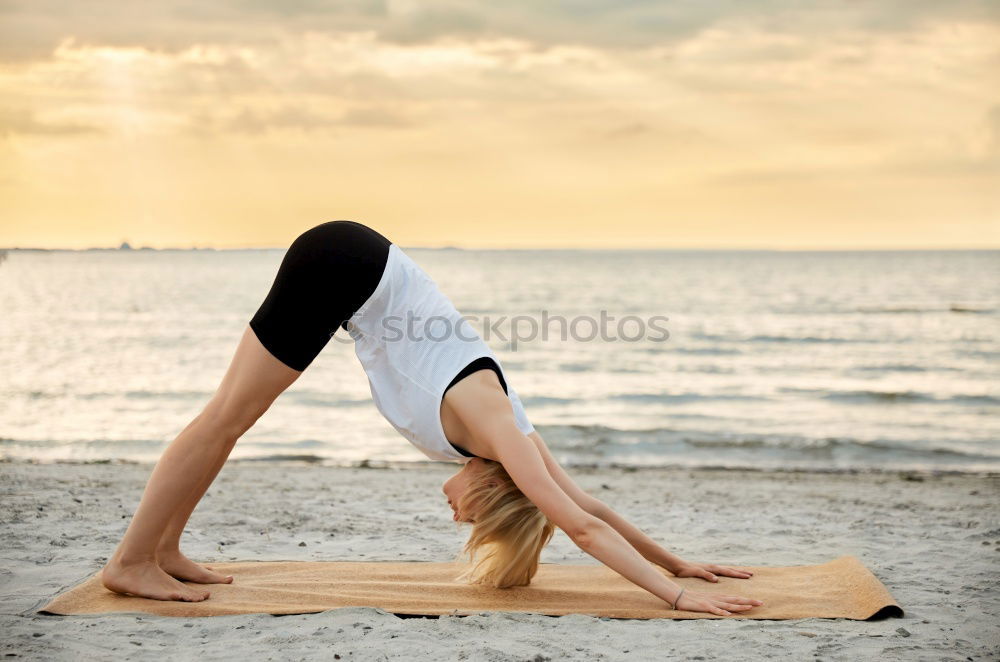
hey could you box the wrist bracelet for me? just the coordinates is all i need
[671,588,685,611]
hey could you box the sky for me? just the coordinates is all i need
[1,1,998,249]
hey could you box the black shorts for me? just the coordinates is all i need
[249,220,392,371]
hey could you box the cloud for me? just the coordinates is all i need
[0,1,997,249]
[184,103,414,136]
[338,105,413,127]
[0,107,103,137]
[1,0,998,64]
[602,121,652,139]
[987,104,1000,155]
[705,153,1000,187]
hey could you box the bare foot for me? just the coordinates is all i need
[101,557,210,601]
[156,550,233,585]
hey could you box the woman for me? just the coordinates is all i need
[100,220,763,617]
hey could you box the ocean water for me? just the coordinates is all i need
[1,246,997,473]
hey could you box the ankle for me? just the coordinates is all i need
[111,550,158,566]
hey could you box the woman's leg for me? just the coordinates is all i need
[101,220,392,601]
[100,325,302,601]
[152,434,241,584]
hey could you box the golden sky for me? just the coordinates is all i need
[1,1,998,249]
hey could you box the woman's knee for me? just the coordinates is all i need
[198,396,271,440]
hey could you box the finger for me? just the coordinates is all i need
[708,566,753,575]
[715,566,752,578]
[711,598,753,610]
[717,595,764,605]
[713,608,731,616]
[701,570,718,582]
[723,604,755,611]
[723,569,752,577]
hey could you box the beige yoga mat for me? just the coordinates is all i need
[40,555,902,620]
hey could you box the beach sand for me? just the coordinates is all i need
[1,460,997,660]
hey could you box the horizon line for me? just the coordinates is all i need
[1,244,998,253]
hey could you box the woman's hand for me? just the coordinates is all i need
[674,589,763,616]
[670,561,754,583]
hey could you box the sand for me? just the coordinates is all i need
[1,460,998,660]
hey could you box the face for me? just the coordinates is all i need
[441,457,485,523]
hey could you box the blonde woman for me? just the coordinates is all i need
[101,220,763,617]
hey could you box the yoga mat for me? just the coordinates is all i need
[40,555,902,620]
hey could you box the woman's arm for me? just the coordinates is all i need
[452,384,760,614]
[444,375,761,613]
[526,430,754,582]
[491,430,684,603]
[525,431,686,574]
[488,427,759,615]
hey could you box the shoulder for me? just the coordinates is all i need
[443,369,520,446]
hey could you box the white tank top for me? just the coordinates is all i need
[344,243,535,463]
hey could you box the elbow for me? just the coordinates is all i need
[569,516,605,549]
[583,496,609,520]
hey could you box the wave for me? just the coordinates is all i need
[238,439,326,450]
[18,390,373,407]
[0,437,167,447]
[949,304,995,314]
[855,304,995,314]
[17,387,996,410]
[608,392,767,404]
[558,362,595,372]
[691,332,861,344]
[949,394,1000,406]
[780,387,931,403]
[664,346,743,356]
[37,390,212,401]
[523,395,577,406]
[856,305,938,314]
[0,437,329,451]
[536,424,1000,465]
[4,426,998,473]
[235,454,326,463]
[283,394,372,408]
[750,334,855,344]
[779,387,1000,405]
[680,435,993,457]
[955,349,1000,360]
[850,364,936,373]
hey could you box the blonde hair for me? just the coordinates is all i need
[451,459,556,589]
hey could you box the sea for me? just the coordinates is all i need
[1,246,997,474]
